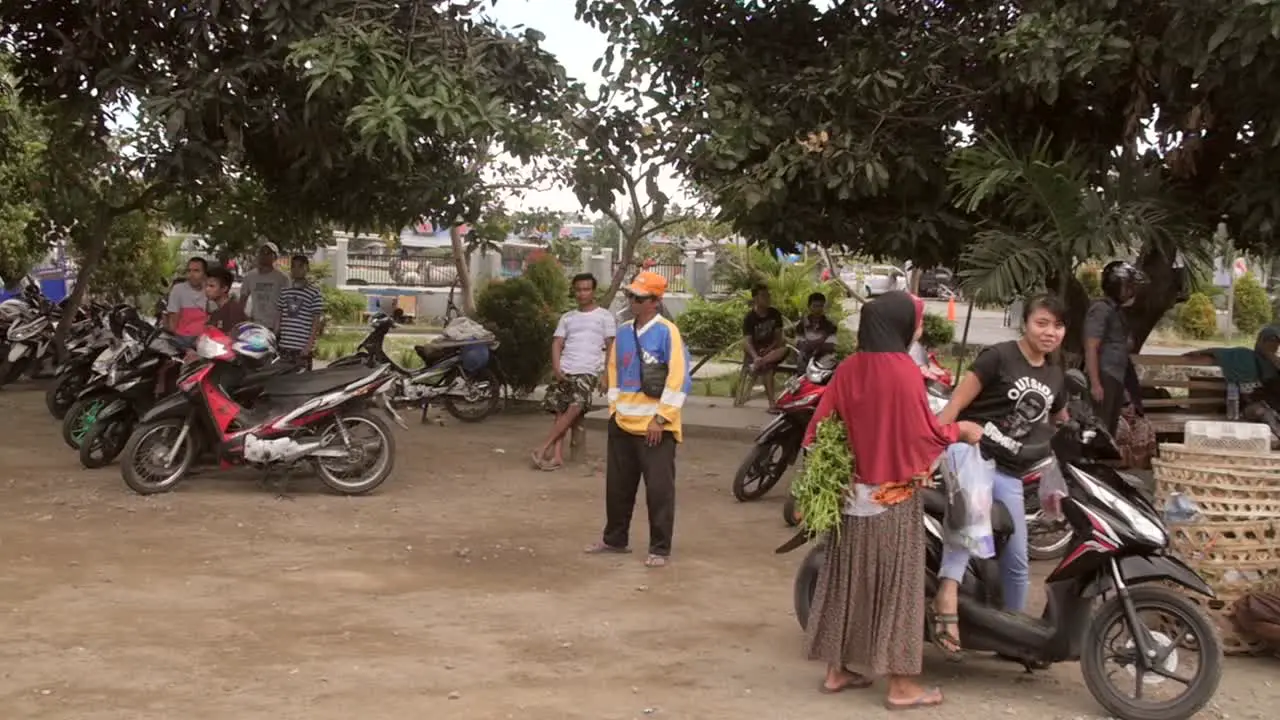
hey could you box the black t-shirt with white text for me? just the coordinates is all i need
[959,341,1066,457]
[743,307,784,349]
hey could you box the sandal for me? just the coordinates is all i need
[583,542,631,555]
[928,611,965,661]
[530,450,548,470]
[644,554,668,568]
[819,671,873,694]
[884,686,943,711]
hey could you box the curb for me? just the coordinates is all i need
[505,398,760,443]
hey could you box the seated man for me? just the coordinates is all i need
[793,292,838,367]
[743,285,788,410]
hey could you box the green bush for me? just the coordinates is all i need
[677,295,748,351]
[1077,265,1102,299]
[475,277,557,393]
[1177,293,1218,340]
[321,285,367,325]
[834,326,855,358]
[1233,272,1272,335]
[920,313,954,348]
[712,245,781,293]
[523,253,570,312]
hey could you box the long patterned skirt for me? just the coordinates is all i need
[803,492,926,677]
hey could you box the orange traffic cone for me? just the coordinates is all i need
[946,297,956,322]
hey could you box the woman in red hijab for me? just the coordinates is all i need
[801,291,982,709]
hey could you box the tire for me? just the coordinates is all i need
[793,543,826,630]
[79,416,133,469]
[1081,585,1222,720]
[46,371,87,419]
[0,356,29,389]
[62,395,108,449]
[732,439,790,502]
[782,494,802,527]
[442,368,501,422]
[121,419,197,495]
[1025,484,1072,561]
[312,409,396,495]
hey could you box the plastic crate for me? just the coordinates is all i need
[1184,421,1272,454]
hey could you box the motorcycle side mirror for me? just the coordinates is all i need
[1065,369,1088,394]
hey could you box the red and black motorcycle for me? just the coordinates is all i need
[732,353,837,502]
[119,327,406,496]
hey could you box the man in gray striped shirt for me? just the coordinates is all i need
[274,255,325,369]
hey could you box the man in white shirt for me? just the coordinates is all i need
[532,272,617,470]
[238,241,291,328]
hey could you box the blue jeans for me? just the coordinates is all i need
[938,444,1030,612]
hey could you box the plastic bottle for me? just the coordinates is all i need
[1227,383,1241,420]
[1163,492,1202,524]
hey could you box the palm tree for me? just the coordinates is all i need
[948,132,1180,303]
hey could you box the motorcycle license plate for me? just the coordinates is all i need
[7,344,27,362]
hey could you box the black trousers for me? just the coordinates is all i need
[1096,373,1126,437]
[603,418,677,556]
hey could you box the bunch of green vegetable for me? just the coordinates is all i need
[791,416,855,537]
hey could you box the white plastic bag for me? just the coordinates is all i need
[1036,459,1068,522]
[440,317,495,342]
[940,443,996,559]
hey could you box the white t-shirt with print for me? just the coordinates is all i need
[555,307,617,376]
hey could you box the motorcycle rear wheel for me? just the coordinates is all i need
[442,368,501,422]
[1081,585,1222,720]
[312,409,396,495]
[122,418,197,495]
[732,439,789,501]
[80,416,133,469]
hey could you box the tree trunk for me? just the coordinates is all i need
[599,230,642,307]
[53,214,110,360]
[449,225,475,316]
[1130,245,1180,353]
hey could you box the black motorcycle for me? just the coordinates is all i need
[46,304,132,419]
[785,379,1222,720]
[62,327,182,451]
[330,313,504,423]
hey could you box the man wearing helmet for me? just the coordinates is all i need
[1085,260,1146,435]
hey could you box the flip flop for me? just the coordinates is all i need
[530,450,548,470]
[644,554,668,568]
[819,674,873,694]
[583,543,631,555]
[883,686,943,711]
[928,611,965,662]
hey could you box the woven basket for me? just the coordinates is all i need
[1153,459,1280,522]
[1158,443,1280,468]
[1177,585,1272,656]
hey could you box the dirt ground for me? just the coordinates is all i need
[0,388,1275,720]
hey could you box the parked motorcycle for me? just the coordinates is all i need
[46,305,124,418]
[785,380,1222,720]
[330,313,504,423]
[731,353,835,502]
[120,327,405,495]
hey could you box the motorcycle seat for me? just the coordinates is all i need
[261,366,376,397]
[919,487,1015,536]
[414,344,453,366]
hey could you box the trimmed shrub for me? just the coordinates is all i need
[677,295,747,351]
[1233,272,1273,335]
[1176,293,1218,340]
[522,253,571,313]
[920,313,954,349]
[475,277,558,394]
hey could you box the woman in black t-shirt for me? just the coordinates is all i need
[927,294,1068,656]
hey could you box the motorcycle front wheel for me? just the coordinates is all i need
[442,368,501,423]
[732,437,792,501]
[62,395,108,449]
[80,415,134,469]
[46,371,87,419]
[122,419,197,494]
[1081,585,1222,720]
[313,409,396,495]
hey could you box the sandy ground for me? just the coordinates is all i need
[0,387,1275,720]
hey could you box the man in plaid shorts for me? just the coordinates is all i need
[532,273,617,470]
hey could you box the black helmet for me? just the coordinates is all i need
[1101,260,1147,302]
[369,312,395,331]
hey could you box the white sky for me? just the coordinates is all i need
[486,0,690,214]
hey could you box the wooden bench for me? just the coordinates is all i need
[1135,354,1230,435]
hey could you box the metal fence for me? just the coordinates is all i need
[611,261,687,291]
[346,252,458,287]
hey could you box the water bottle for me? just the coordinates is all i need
[1227,383,1241,420]
[1163,492,1202,525]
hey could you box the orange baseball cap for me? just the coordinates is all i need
[626,271,667,299]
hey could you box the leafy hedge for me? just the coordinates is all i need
[1177,293,1217,340]
[475,277,557,394]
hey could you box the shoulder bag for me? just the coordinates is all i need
[631,323,669,399]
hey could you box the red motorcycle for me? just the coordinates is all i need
[732,354,836,502]
[119,327,406,496]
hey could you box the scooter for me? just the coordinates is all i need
[119,327,405,496]
[732,353,836,502]
[785,373,1223,720]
